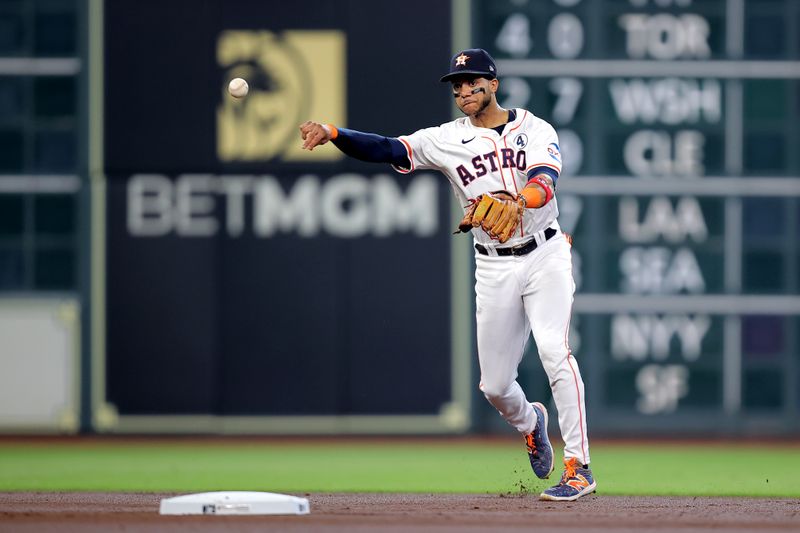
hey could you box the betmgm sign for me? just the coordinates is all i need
[216,30,346,163]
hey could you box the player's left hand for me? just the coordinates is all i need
[299,121,333,151]
[454,191,526,244]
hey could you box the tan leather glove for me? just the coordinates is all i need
[454,191,526,244]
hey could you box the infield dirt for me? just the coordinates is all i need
[1,492,799,532]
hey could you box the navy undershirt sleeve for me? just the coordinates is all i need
[331,128,411,168]
[526,166,560,188]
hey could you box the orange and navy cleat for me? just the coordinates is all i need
[525,402,554,479]
[540,457,597,501]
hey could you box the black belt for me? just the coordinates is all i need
[475,227,557,257]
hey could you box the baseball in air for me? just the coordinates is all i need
[228,77,249,98]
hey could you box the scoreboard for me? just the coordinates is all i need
[474,0,800,433]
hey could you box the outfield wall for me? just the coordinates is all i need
[1,0,798,436]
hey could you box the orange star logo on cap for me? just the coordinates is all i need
[455,53,468,66]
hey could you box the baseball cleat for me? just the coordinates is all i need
[525,402,554,479]
[540,457,597,501]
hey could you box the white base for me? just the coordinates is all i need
[159,491,310,515]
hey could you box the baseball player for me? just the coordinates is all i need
[299,48,595,501]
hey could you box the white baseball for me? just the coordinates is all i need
[228,78,249,98]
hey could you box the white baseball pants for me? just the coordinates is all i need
[475,232,590,466]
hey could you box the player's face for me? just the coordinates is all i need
[451,77,494,116]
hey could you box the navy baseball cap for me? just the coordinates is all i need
[440,48,498,82]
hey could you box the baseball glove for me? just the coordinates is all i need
[455,191,526,243]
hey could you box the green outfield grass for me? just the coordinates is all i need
[0,439,797,497]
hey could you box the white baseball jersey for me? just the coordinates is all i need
[392,108,562,248]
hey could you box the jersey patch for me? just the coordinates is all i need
[514,133,528,149]
[547,143,561,164]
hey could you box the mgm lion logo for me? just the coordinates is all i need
[217,30,346,162]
